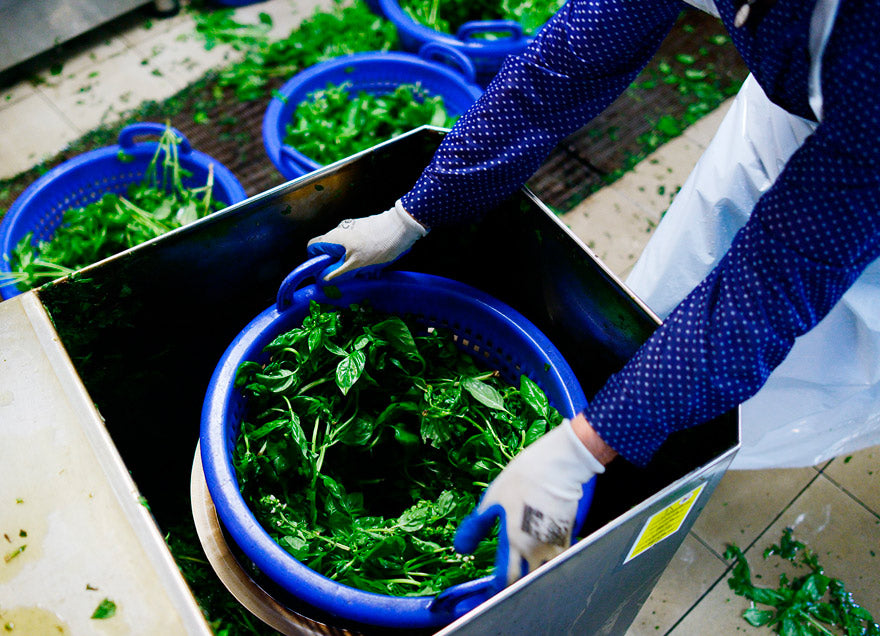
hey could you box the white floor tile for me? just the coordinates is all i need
[35,46,179,136]
[625,534,728,636]
[128,20,240,91]
[690,467,817,557]
[0,78,38,112]
[0,93,81,179]
[118,9,192,48]
[823,444,880,516]
[670,474,880,635]
[561,186,661,278]
[31,35,131,85]
[681,97,733,148]
[613,136,703,218]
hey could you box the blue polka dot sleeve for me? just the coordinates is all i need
[584,2,880,466]
[400,0,685,226]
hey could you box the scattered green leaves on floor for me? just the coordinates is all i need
[90,598,117,620]
[725,528,880,636]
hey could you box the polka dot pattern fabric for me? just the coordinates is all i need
[400,0,685,227]
[585,0,880,465]
[406,0,880,466]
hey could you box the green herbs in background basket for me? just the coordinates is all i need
[400,0,566,37]
[725,528,879,635]
[233,301,564,597]
[4,125,224,292]
[194,0,398,102]
[283,82,456,167]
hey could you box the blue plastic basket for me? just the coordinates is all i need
[200,254,590,629]
[0,123,247,300]
[376,0,536,86]
[262,45,483,181]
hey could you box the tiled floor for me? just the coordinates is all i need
[1,2,877,634]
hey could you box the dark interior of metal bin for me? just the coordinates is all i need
[36,128,737,635]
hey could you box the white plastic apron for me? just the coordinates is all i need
[625,74,880,469]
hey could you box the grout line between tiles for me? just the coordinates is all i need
[32,86,84,136]
[689,529,727,563]
[696,469,823,557]
[662,561,735,635]
[815,471,880,522]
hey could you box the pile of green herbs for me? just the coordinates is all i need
[4,125,224,292]
[234,300,563,597]
[283,82,456,166]
[399,0,566,38]
[725,528,879,636]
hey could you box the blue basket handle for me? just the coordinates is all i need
[279,146,313,179]
[118,122,192,154]
[276,253,338,311]
[430,575,497,615]
[456,20,525,43]
[418,43,477,85]
[430,476,598,616]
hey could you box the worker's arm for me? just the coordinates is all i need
[309,0,685,279]
[455,3,880,586]
[583,2,880,465]
[402,0,684,228]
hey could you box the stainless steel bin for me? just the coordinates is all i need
[22,127,738,635]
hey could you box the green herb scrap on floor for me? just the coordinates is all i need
[284,82,455,166]
[3,124,224,293]
[234,301,563,597]
[725,528,879,636]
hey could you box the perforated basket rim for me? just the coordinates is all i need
[199,270,586,629]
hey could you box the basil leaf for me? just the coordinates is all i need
[336,350,366,395]
[742,608,774,627]
[519,375,549,418]
[462,377,506,411]
[91,598,117,620]
[372,317,419,358]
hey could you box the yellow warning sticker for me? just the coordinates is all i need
[624,482,706,564]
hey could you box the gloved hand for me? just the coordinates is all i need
[454,419,604,586]
[307,200,428,281]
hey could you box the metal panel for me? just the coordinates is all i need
[437,451,736,635]
[0,293,211,635]
[0,0,150,72]
[32,127,739,634]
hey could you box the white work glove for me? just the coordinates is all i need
[454,420,604,586]
[307,200,428,281]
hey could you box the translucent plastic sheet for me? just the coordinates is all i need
[626,75,880,469]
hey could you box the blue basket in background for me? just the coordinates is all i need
[262,45,483,181]
[376,0,535,87]
[0,123,248,300]
[200,253,590,630]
